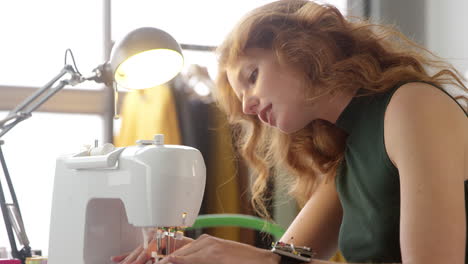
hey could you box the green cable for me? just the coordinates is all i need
[187,214,286,240]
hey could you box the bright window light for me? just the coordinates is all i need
[112,0,347,83]
[0,0,104,89]
[112,0,347,47]
[0,112,103,256]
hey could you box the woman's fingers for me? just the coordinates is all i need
[110,253,129,263]
[159,234,215,263]
[169,236,193,253]
[160,251,210,264]
[156,235,194,253]
[164,255,191,264]
[180,236,195,248]
[110,233,194,263]
[120,245,144,264]
[134,247,151,264]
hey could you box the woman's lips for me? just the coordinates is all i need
[259,104,274,126]
[267,106,275,126]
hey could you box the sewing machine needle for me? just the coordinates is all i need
[156,229,161,255]
[166,234,170,256]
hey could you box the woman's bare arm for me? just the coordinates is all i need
[280,176,343,260]
[385,82,467,264]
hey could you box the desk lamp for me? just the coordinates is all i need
[0,27,184,263]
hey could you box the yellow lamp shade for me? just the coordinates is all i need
[109,27,184,89]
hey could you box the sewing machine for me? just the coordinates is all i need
[47,134,206,264]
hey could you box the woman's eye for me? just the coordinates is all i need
[248,68,258,84]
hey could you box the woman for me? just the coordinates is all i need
[113,0,468,263]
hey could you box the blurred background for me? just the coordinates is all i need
[0,0,466,257]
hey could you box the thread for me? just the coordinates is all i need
[113,83,120,120]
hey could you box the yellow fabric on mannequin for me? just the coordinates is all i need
[114,84,181,147]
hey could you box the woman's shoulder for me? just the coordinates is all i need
[388,81,466,119]
[384,81,467,169]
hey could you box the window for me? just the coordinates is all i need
[0,1,105,256]
[112,0,347,81]
[0,0,103,89]
[0,112,103,256]
[112,0,347,47]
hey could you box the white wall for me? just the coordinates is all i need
[426,0,468,79]
[360,0,468,79]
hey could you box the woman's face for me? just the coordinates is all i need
[226,48,334,134]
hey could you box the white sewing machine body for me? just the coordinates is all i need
[48,136,206,264]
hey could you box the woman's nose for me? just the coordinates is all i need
[242,96,260,115]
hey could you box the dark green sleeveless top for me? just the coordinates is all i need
[335,82,468,263]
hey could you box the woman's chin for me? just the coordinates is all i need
[276,122,303,134]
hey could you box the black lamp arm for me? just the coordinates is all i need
[0,144,19,257]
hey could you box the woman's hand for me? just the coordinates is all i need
[159,234,280,264]
[110,231,194,264]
